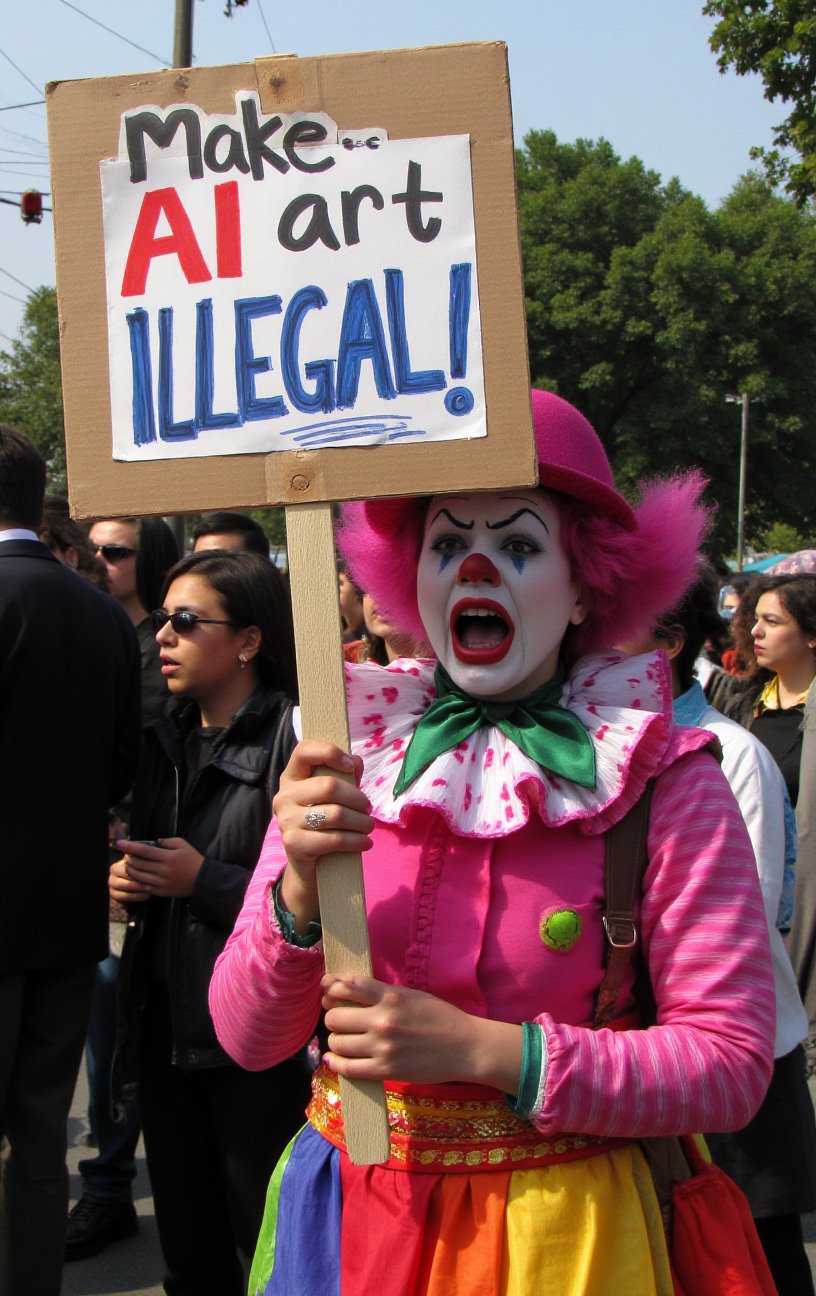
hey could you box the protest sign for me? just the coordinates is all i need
[47,42,534,1162]
[47,42,533,515]
[101,113,485,462]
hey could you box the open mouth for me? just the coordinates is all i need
[450,598,515,664]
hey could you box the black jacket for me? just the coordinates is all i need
[117,684,294,1077]
[0,540,141,974]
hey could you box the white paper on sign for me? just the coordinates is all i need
[100,96,485,461]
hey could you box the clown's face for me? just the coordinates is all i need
[416,491,586,700]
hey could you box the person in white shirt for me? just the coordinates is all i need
[621,560,816,1296]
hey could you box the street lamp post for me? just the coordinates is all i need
[726,393,750,572]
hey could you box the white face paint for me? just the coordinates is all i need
[416,491,586,700]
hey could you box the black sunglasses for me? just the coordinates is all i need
[151,609,235,634]
[93,543,136,561]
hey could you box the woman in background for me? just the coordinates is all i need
[749,575,816,805]
[351,593,430,665]
[67,514,180,1262]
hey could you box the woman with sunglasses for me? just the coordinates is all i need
[67,514,179,1262]
[109,550,311,1296]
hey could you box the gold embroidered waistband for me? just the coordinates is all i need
[307,1064,628,1174]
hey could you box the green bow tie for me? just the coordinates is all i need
[393,664,596,797]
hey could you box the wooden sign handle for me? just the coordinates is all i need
[284,501,391,1165]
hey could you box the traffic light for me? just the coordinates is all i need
[21,190,43,225]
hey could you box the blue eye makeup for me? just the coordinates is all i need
[430,534,466,571]
[502,537,541,573]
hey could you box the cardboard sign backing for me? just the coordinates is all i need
[46,42,535,517]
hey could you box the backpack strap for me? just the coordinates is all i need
[592,779,698,1241]
[593,781,654,1030]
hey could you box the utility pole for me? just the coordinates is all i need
[726,392,750,573]
[166,0,194,553]
[174,0,194,68]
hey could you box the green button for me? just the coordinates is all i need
[540,908,582,952]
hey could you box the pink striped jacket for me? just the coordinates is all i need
[210,741,775,1137]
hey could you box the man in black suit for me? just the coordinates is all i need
[0,426,141,1296]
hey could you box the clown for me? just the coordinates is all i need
[211,391,776,1296]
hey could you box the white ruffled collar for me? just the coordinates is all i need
[346,650,710,838]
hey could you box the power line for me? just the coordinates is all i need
[256,0,277,53]
[0,195,51,213]
[0,287,27,304]
[56,0,171,68]
[0,47,43,98]
[0,265,34,293]
[0,125,49,151]
[0,100,45,112]
[0,170,52,181]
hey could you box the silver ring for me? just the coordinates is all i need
[304,808,328,831]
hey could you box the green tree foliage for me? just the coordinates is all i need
[0,286,65,489]
[704,0,816,206]
[760,520,807,552]
[0,288,287,549]
[517,131,816,557]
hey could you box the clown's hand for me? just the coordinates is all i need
[275,740,374,933]
[321,975,523,1094]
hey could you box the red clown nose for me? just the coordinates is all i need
[457,553,501,586]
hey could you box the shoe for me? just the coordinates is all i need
[65,1195,139,1261]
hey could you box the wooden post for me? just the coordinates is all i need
[285,500,391,1165]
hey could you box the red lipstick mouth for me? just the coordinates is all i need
[450,598,515,664]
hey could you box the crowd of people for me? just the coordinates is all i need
[2,392,816,1296]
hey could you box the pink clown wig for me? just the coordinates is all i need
[336,391,709,664]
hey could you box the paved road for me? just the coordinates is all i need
[63,1059,816,1295]
[63,1063,163,1296]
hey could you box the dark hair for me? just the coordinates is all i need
[725,573,754,599]
[728,576,767,679]
[724,573,816,714]
[654,560,727,692]
[160,550,298,699]
[135,517,180,613]
[41,498,109,590]
[0,425,46,530]
[359,629,390,666]
[762,574,816,643]
[192,511,270,559]
[43,493,70,520]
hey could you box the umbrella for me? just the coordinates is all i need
[741,553,789,573]
[766,550,816,575]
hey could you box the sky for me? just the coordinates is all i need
[0,0,783,346]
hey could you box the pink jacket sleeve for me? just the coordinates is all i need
[531,751,776,1137]
[209,820,325,1070]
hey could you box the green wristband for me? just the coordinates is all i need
[507,1021,544,1120]
[271,879,323,949]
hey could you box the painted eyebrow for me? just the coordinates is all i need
[428,507,474,530]
[486,507,550,534]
